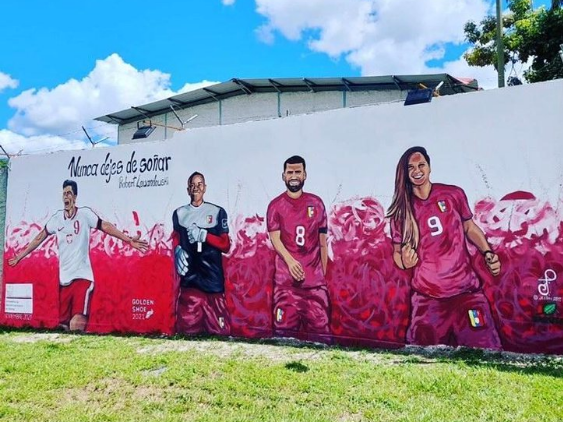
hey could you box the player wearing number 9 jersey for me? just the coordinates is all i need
[9,180,148,332]
[387,147,502,350]
[267,155,330,341]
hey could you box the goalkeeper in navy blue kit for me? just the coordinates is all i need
[172,171,231,335]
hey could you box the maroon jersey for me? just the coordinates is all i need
[267,192,327,288]
[391,183,480,298]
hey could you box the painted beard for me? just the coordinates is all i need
[286,179,304,193]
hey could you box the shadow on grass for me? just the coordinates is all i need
[166,332,563,378]
[423,346,563,378]
[1,325,561,378]
[285,361,309,373]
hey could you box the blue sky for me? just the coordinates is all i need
[0,0,552,154]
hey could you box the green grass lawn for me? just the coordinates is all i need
[0,330,561,422]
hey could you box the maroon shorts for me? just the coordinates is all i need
[273,284,330,341]
[407,291,501,350]
[176,287,230,336]
[59,279,94,326]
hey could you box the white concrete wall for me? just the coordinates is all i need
[5,79,563,350]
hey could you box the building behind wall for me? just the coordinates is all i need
[95,74,479,144]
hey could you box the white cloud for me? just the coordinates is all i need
[3,54,219,155]
[222,0,236,5]
[0,129,87,156]
[178,80,217,94]
[254,0,493,82]
[8,54,175,138]
[0,71,19,93]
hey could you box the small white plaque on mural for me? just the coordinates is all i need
[4,283,33,314]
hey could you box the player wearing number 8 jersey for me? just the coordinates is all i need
[387,147,502,349]
[267,155,330,342]
[9,180,148,332]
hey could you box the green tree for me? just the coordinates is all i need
[464,0,563,83]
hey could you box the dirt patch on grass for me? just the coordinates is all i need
[134,337,563,369]
[59,376,174,410]
[7,332,76,343]
[135,337,417,365]
[136,339,333,363]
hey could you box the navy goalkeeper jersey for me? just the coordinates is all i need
[172,202,229,293]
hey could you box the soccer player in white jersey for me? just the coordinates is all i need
[9,179,148,332]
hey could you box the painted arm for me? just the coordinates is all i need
[9,228,49,266]
[269,230,304,281]
[206,233,231,254]
[100,220,148,253]
[392,243,418,270]
[463,219,501,276]
[320,232,328,276]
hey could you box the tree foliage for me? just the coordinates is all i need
[464,0,563,83]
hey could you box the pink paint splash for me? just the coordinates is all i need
[327,197,410,348]
[224,214,275,338]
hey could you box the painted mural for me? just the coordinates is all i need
[387,146,501,349]
[1,80,563,354]
[8,179,149,332]
[267,155,330,343]
[173,171,231,336]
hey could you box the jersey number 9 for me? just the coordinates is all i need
[427,216,443,237]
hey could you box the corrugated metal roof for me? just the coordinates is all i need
[94,74,478,125]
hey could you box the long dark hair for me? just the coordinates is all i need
[386,146,430,249]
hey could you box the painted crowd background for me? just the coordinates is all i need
[1,79,562,354]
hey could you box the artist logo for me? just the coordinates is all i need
[538,269,557,297]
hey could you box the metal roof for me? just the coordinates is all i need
[94,74,479,125]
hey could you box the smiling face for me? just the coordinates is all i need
[283,163,306,194]
[188,174,206,206]
[407,152,431,188]
[62,185,77,214]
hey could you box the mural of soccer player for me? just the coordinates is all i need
[266,155,330,342]
[8,179,148,332]
[172,171,231,335]
[386,146,502,349]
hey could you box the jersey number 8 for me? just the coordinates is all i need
[295,225,305,246]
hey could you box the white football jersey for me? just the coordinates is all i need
[45,207,100,286]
